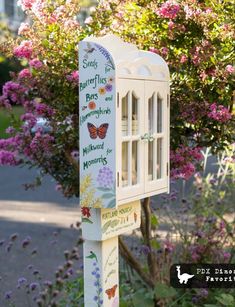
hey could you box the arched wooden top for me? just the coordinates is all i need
[83,35,170,81]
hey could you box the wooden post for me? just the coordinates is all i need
[82,201,141,306]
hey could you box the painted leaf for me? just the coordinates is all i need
[97,187,112,192]
[102,220,112,233]
[82,217,93,224]
[107,198,116,208]
[102,193,115,199]
[110,219,119,228]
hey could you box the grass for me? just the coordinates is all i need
[0,106,24,138]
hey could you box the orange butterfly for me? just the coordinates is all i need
[87,123,109,139]
[105,284,118,300]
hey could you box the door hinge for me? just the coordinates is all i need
[167,94,170,108]
[117,93,119,108]
[117,172,119,187]
[166,162,169,176]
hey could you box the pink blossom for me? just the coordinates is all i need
[14,40,33,59]
[19,68,32,79]
[29,58,43,69]
[2,81,27,104]
[17,0,36,11]
[55,184,62,191]
[184,5,194,19]
[34,103,54,116]
[161,47,169,55]
[21,112,37,128]
[170,145,203,180]
[66,71,79,83]
[180,54,187,63]
[18,22,30,35]
[0,150,19,166]
[225,65,234,74]
[223,252,231,261]
[64,19,80,30]
[207,103,232,123]
[84,17,93,24]
[157,1,180,19]
[168,21,174,29]
[31,0,46,20]
[149,47,159,54]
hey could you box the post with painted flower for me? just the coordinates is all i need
[79,35,170,306]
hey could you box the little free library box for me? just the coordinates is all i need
[79,34,170,210]
[79,35,170,307]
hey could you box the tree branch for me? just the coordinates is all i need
[119,236,154,288]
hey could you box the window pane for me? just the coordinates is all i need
[157,138,162,179]
[122,142,128,187]
[157,95,162,133]
[132,141,138,185]
[132,92,138,135]
[122,93,129,136]
[148,141,153,181]
[148,94,154,134]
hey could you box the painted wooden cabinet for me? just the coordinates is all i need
[79,35,170,209]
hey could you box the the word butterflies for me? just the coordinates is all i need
[105,284,118,300]
[87,123,109,139]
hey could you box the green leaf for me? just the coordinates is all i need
[204,305,219,307]
[216,294,234,306]
[150,240,161,250]
[102,193,114,199]
[107,198,116,208]
[154,283,177,299]
[132,292,154,307]
[151,214,158,227]
[97,187,111,192]
[82,217,93,224]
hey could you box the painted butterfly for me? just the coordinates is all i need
[87,123,109,139]
[105,284,118,300]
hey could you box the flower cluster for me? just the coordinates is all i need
[13,40,33,59]
[29,58,43,69]
[97,167,114,188]
[156,1,180,19]
[1,81,27,106]
[207,103,232,123]
[170,145,203,180]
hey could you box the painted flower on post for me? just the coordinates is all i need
[97,167,114,188]
[81,207,91,218]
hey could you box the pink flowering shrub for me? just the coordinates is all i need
[0,0,82,197]
[170,145,203,179]
[13,40,33,59]
[88,0,234,178]
[156,0,180,19]
[0,0,234,196]
[208,103,232,123]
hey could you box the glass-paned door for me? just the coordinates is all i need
[145,81,168,193]
[117,79,145,201]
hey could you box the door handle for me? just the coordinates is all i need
[141,133,154,142]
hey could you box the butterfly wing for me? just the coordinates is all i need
[97,123,109,139]
[87,123,98,139]
[105,284,117,299]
